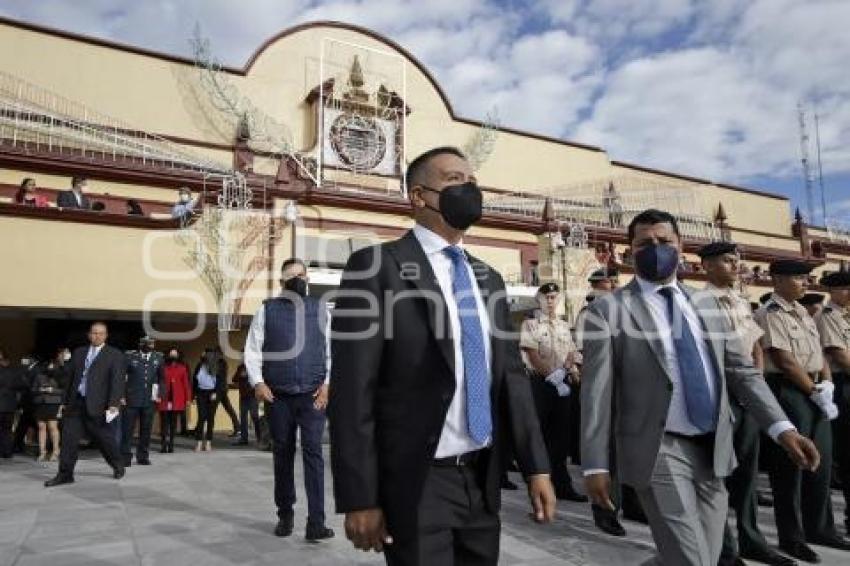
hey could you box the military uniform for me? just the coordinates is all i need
[122,348,164,465]
[709,283,775,561]
[756,292,838,547]
[521,299,584,500]
[816,274,850,531]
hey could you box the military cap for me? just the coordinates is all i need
[820,271,850,288]
[537,282,560,295]
[759,292,772,304]
[588,268,619,282]
[697,241,738,259]
[769,259,812,276]
[798,293,825,306]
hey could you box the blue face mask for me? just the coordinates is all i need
[634,243,679,281]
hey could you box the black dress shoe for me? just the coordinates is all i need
[741,547,798,566]
[622,507,649,524]
[159,447,167,454]
[113,466,126,480]
[592,506,626,537]
[137,459,151,466]
[44,475,74,487]
[808,534,850,551]
[779,542,820,564]
[555,486,589,503]
[305,525,335,542]
[275,514,294,537]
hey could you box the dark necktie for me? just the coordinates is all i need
[443,245,491,444]
[657,287,716,432]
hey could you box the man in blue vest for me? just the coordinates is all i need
[244,257,334,542]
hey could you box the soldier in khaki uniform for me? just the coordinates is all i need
[520,282,586,503]
[756,260,850,563]
[815,271,850,534]
[700,243,795,566]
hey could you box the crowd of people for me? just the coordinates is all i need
[2,146,850,566]
[8,175,199,220]
[0,334,269,471]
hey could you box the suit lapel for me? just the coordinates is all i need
[388,232,455,376]
[622,279,674,383]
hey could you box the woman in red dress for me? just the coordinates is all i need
[14,178,49,208]
[158,348,192,453]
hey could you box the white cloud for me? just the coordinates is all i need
[1,0,848,189]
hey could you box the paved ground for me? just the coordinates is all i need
[0,437,847,566]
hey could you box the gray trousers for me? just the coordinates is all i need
[636,434,728,566]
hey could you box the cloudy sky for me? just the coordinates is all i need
[2,0,848,225]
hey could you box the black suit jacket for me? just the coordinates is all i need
[328,230,549,542]
[64,345,126,417]
[56,190,91,210]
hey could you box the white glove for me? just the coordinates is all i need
[810,382,838,421]
[545,369,570,397]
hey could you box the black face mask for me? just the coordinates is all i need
[419,182,483,231]
[284,276,308,297]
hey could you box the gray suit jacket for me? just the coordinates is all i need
[580,278,787,488]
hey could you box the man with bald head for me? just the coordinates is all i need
[329,147,554,565]
[45,322,127,487]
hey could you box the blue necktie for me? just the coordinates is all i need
[657,287,716,432]
[78,347,97,397]
[443,245,491,444]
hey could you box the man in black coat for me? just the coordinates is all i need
[45,322,126,486]
[329,147,555,566]
[56,176,92,210]
[0,349,26,458]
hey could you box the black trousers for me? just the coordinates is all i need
[58,397,122,478]
[219,390,240,432]
[530,376,575,492]
[12,402,34,451]
[833,372,850,526]
[195,390,218,442]
[0,411,14,457]
[160,411,176,451]
[384,463,500,566]
[765,377,836,545]
[121,405,154,462]
[720,402,771,560]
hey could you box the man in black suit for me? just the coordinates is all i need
[329,147,555,566]
[45,322,126,486]
[56,176,92,210]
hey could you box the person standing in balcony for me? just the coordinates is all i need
[14,178,49,208]
[56,176,91,210]
[171,187,198,221]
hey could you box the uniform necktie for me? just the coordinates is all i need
[657,287,716,432]
[443,245,491,444]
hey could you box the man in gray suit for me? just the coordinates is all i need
[580,209,820,566]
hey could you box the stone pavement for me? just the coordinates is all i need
[0,438,847,566]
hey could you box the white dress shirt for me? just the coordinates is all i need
[583,276,793,477]
[636,276,720,436]
[412,223,493,458]
[244,298,332,388]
